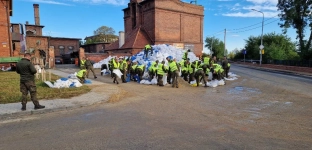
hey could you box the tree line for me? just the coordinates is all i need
[204,0,312,61]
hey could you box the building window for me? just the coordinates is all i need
[68,46,74,50]
[59,45,65,55]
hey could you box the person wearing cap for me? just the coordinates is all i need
[157,61,167,86]
[169,58,180,88]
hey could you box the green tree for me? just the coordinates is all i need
[277,0,312,59]
[238,32,299,61]
[93,26,117,43]
[204,37,226,59]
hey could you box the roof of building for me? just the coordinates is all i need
[25,24,45,27]
[105,26,152,51]
[50,37,82,40]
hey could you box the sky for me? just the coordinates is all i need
[11,0,298,53]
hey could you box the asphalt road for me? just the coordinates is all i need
[0,65,311,150]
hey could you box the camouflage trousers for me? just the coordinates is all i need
[20,81,39,106]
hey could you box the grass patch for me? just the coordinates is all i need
[0,71,91,104]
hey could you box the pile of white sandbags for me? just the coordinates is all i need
[44,78,83,88]
[92,44,199,71]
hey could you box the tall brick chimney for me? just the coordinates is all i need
[33,4,40,25]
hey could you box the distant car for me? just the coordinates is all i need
[55,56,63,64]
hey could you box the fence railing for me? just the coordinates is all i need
[232,59,312,68]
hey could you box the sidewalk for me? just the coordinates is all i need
[233,62,312,77]
[0,69,118,118]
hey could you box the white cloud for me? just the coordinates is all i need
[222,11,279,18]
[243,5,277,11]
[230,34,240,37]
[29,0,73,6]
[246,0,277,5]
[71,0,127,5]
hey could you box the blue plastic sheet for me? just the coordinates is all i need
[84,79,92,84]
[60,78,68,81]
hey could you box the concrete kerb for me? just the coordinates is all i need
[0,69,119,119]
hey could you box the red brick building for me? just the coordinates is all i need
[106,0,204,56]
[0,0,13,57]
[7,3,81,65]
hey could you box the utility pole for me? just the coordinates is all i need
[224,29,226,57]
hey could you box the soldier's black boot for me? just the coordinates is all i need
[21,104,26,111]
[34,105,45,110]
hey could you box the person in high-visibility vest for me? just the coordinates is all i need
[144,44,152,59]
[194,62,208,87]
[112,57,120,84]
[182,49,191,60]
[130,62,138,81]
[136,64,145,82]
[187,60,194,83]
[80,57,86,69]
[149,60,159,80]
[180,59,189,81]
[212,64,224,80]
[169,58,180,88]
[76,67,87,84]
[157,61,167,86]
[119,57,128,83]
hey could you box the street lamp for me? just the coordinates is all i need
[251,9,264,66]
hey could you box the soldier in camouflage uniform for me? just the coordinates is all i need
[16,53,45,111]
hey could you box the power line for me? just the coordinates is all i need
[229,19,279,34]
[227,15,278,32]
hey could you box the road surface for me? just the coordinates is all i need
[0,65,311,150]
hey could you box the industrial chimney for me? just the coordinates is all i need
[119,31,125,48]
[33,4,40,25]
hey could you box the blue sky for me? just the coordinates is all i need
[11,0,297,53]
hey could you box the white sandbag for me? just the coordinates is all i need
[140,80,146,84]
[44,81,55,88]
[206,80,218,87]
[101,69,106,73]
[113,69,123,79]
[151,77,158,85]
[208,72,213,81]
[190,80,196,85]
[163,74,167,85]
[218,80,225,85]
[144,80,152,85]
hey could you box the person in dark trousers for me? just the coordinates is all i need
[108,59,114,78]
[76,67,87,84]
[222,56,229,78]
[136,64,145,82]
[80,57,86,69]
[16,53,45,111]
[130,62,138,81]
[194,62,208,87]
[144,44,153,59]
[166,56,172,84]
[119,57,128,83]
[112,57,120,84]
[169,58,180,88]
[100,63,107,76]
[85,57,97,79]
[157,61,167,86]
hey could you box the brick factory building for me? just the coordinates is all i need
[1,2,81,66]
[106,0,204,56]
[0,0,13,57]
